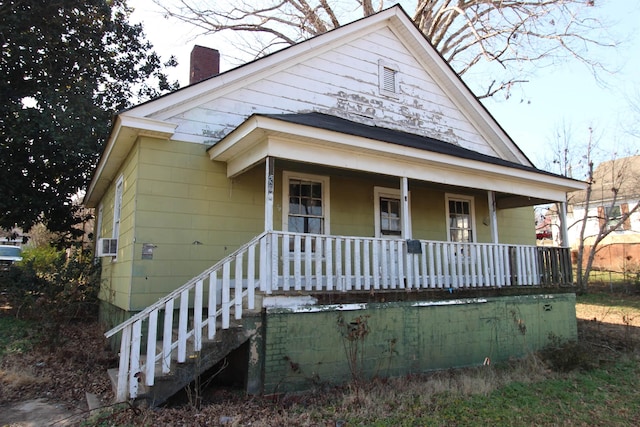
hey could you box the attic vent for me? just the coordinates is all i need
[382,67,396,92]
[378,60,399,97]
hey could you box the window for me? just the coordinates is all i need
[380,197,401,236]
[378,60,399,97]
[605,205,622,231]
[283,171,330,235]
[113,176,123,240]
[446,195,475,243]
[374,187,410,238]
[94,203,103,253]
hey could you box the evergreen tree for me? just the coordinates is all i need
[0,0,178,239]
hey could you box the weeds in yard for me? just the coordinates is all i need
[336,313,370,382]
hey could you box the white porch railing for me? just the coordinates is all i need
[105,231,571,402]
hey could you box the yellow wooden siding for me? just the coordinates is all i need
[99,139,140,311]
[128,137,264,309]
[497,207,536,245]
[98,146,537,311]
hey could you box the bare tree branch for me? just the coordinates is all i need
[153,0,616,99]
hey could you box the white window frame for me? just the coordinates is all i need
[378,59,399,98]
[94,203,103,254]
[374,186,410,238]
[605,204,622,231]
[282,171,330,235]
[445,193,476,243]
[113,175,124,240]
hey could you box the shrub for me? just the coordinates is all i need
[0,245,100,322]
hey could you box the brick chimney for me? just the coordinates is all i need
[189,45,220,85]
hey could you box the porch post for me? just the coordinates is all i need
[265,157,274,232]
[558,200,569,247]
[264,157,274,292]
[487,191,499,243]
[401,177,411,239]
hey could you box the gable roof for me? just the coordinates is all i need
[85,4,569,207]
[570,155,640,205]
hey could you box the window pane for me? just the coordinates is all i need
[289,217,304,233]
[448,198,472,242]
[287,176,325,236]
[307,218,322,234]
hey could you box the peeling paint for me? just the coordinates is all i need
[326,90,461,145]
[263,295,318,309]
[411,298,488,307]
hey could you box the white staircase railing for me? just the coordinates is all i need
[105,231,267,402]
[105,231,571,401]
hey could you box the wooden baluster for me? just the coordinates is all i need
[129,319,142,399]
[194,280,203,351]
[162,299,174,374]
[146,310,158,386]
[235,253,243,320]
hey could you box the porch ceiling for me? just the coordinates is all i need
[207,113,585,205]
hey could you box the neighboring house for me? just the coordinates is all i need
[83,6,585,404]
[566,155,640,271]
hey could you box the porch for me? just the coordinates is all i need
[105,230,571,404]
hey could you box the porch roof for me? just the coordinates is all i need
[208,112,585,207]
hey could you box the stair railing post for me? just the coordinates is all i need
[129,320,142,399]
[116,324,132,402]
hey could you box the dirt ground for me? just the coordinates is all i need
[0,321,116,427]
[1,292,639,426]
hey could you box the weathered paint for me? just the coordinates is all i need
[161,29,500,157]
[98,147,538,320]
[98,139,140,311]
[257,294,576,394]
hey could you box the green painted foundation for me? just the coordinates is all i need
[258,293,576,394]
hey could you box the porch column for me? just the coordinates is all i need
[487,191,499,243]
[558,200,569,247]
[401,177,411,239]
[265,157,274,232]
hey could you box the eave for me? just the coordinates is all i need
[208,114,585,206]
[83,116,177,207]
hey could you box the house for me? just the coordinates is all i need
[83,5,585,404]
[566,155,640,272]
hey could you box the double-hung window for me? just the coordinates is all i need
[283,171,329,236]
[605,205,622,231]
[446,194,475,243]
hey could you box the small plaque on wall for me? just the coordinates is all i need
[142,243,156,260]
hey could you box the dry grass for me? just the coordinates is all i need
[0,368,46,390]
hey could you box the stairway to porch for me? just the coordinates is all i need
[107,317,256,407]
[104,231,572,405]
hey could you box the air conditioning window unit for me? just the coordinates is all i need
[98,238,118,257]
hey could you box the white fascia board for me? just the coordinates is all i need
[118,115,177,139]
[266,136,574,201]
[212,116,584,201]
[83,116,176,207]
[84,116,124,207]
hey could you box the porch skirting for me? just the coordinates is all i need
[255,293,576,394]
